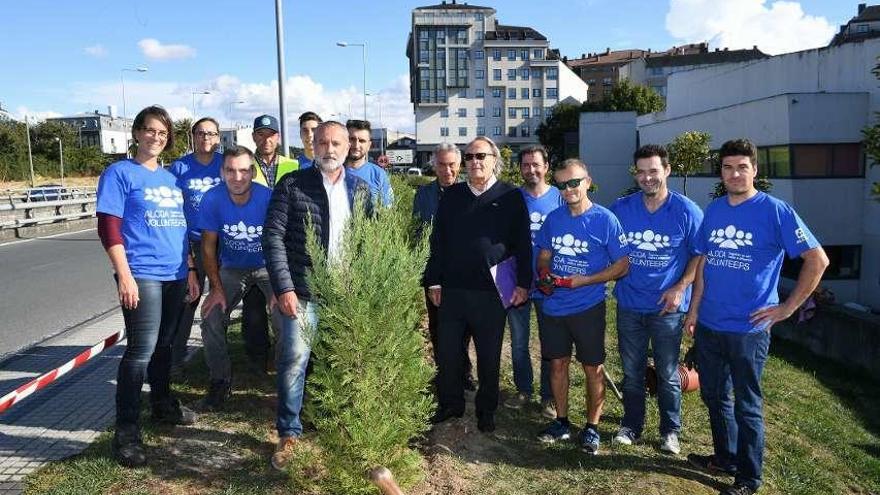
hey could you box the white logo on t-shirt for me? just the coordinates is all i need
[223,221,263,242]
[795,227,807,244]
[529,211,548,232]
[188,177,221,193]
[552,234,589,256]
[626,230,671,251]
[144,186,184,208]
[708,225,753,250]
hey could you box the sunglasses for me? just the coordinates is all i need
[464,152,495,162]
[554,177,587,190]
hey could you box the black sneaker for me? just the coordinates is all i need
[720,482,756,495]
[198,380,232,411]
[477,412,495,433]
[152,398,197,425]
[463,376,477,392]
[111,428,146,468]
[688,453,737,476]
[430,407,464,424]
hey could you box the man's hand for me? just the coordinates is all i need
[428,287,441,307]
[683,312,698,337]
[536,268,555,296]
[750,303,794,331]
[658,284,685,315]
[201,290,227,319]
[185,270,201,303]
[268,293,278,313]
[278,291,300,318]
[510,286,529,307]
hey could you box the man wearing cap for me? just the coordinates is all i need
[242,114,300,374]
[297,111,322,170]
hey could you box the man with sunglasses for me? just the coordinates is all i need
[534,158,630,455]
[425,136,532,433]
[345,119,393,206]
[168,117,224,375]
[609,144,703,455]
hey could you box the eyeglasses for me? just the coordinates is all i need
[140,128,168,139]
[464,152,495,162]
[554,177,586,190]
[194,131,219,138]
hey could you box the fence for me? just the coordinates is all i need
[0,187,97,232]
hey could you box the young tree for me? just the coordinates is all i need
[666,130,711,197]
[536,102,581,166]
[496,144,522,185]
[581,79,665,115]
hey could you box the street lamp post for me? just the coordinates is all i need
[56,137,64,187]
[275,0,290,156]
[191,90,211,120]
[336,41,367,120]
[24,115,35,187]
[121,67,148,157]
[228,100,245,123]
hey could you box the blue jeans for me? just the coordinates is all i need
[506,299,552,401]
[116,277,187,430]
[616,308,684,437]
[695,323,770,492]
[275,299,317,438]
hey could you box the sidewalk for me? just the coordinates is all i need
[0,309,204,494]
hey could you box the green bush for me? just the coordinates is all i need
[302,192,435,494]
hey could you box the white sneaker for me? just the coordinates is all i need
[612,426,637,446]
[660,432,681,455]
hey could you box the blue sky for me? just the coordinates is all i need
[0,0,855,144]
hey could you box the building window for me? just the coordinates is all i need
[521,88,530,99]
[419,51,429,63]
[533,106,542,117]
[546,88,558,98]
[438,88,447,99]
[587,78,595,85]
[493,69,502,81]
[493,88,502,98]
[458,108,467,117]
[420,89,430,99]
[459,127,467,137]
[420,68,429,79]
[531,68,541,79]
[493,126,502,136]
[456,29,468,44]
[493,49,501,61]
[508,87,516,99]
[533,49,544,59]
[440,127,449,137]
[440,108,449,118]
[790,143,864,177]
[547,67,558,80]
[520,49,530,60]
[493,107,502,117]
[475,88,484,97]
[508,126,517,137]
[475,13,484,20]
[520,68,530,80]
[521,125,530,137]
[522,107,530,118]
[475,49,484,60]
[419,30,430,40]
[783,245,861,280]
[508,107,517,118]
[507,49,517,60]
[508,68,516,80]
[533,88,542,98]
[436,29,445,41]
[460,88,468,98]
[476,30,484,41]
[857,24,869,33]
[602,77,612,86]
[476,69,485,79]
[477,126,485,135]
[477,108,485,117]
[545,107,553,118]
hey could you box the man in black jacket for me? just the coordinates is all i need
[425,136,532,433]
[262,121,370,470]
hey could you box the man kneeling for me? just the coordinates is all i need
[198,145,276,410]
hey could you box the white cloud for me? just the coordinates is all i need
[13,107,62,122]
[665,0,836,55]
[83,44,107,58]
[137,38,196,61]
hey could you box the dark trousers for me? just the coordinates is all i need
[242,288,270,364]
[425,289,473,383]
[171,239,205,368]
[436,288,506,416]
[116,278,186,430]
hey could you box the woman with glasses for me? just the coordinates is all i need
[96,105,200,468]
[168,117,224,374]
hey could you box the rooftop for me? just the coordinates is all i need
[485,24,547,41]
[414,1,493,11]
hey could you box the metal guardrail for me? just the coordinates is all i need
[0,187,97,229]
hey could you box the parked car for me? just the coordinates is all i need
[25,184,67,202]
[406,167,423,177]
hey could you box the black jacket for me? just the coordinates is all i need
[262,167,371,301]
[424,180,532,292]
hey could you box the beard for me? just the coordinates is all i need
[318,156,342,172]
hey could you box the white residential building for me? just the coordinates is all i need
[49,107,132,155]
[407,1,588,165]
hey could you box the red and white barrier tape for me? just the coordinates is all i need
[0,328,125,414]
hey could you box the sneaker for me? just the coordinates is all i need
[270,436,297,471]
[540,400,557,420]
[151,398,197,425]
[612,426,637,446]
[660,432,681,455]
[111,428,146,468]
[476,412,495,433]
[720,482,756,495]
[579,426,601,455]
[687,453,737,476]
[198,380,232,411]
[430,407,464,425]
[463,376,477,392]
[503,392,529,410]
[537,420,571,443]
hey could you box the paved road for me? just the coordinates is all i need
[0,230,117,359]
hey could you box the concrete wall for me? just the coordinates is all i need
[579,111,637,206]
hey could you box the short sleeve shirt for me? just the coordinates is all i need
[346,162,394,206]
[197,183,272,270]
[168,153,224,241]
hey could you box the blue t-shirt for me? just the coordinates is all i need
[168,152,224,241]
[298,155,314,170]
[97,159,188,281]
[197,183,272,270]
[611,191,704,313]
[347,161,393,206]
[695,192,819,333]
[535,204,630,317]
[521,186,564,300]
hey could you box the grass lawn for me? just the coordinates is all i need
[25,296,880,494]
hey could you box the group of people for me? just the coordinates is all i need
[95,105,387,472]
[417,137,828,495]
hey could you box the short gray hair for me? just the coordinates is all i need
[467,136,503,176]
[558,158,590,175]
[431,142,461,168]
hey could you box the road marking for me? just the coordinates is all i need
[0,228,97,248]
